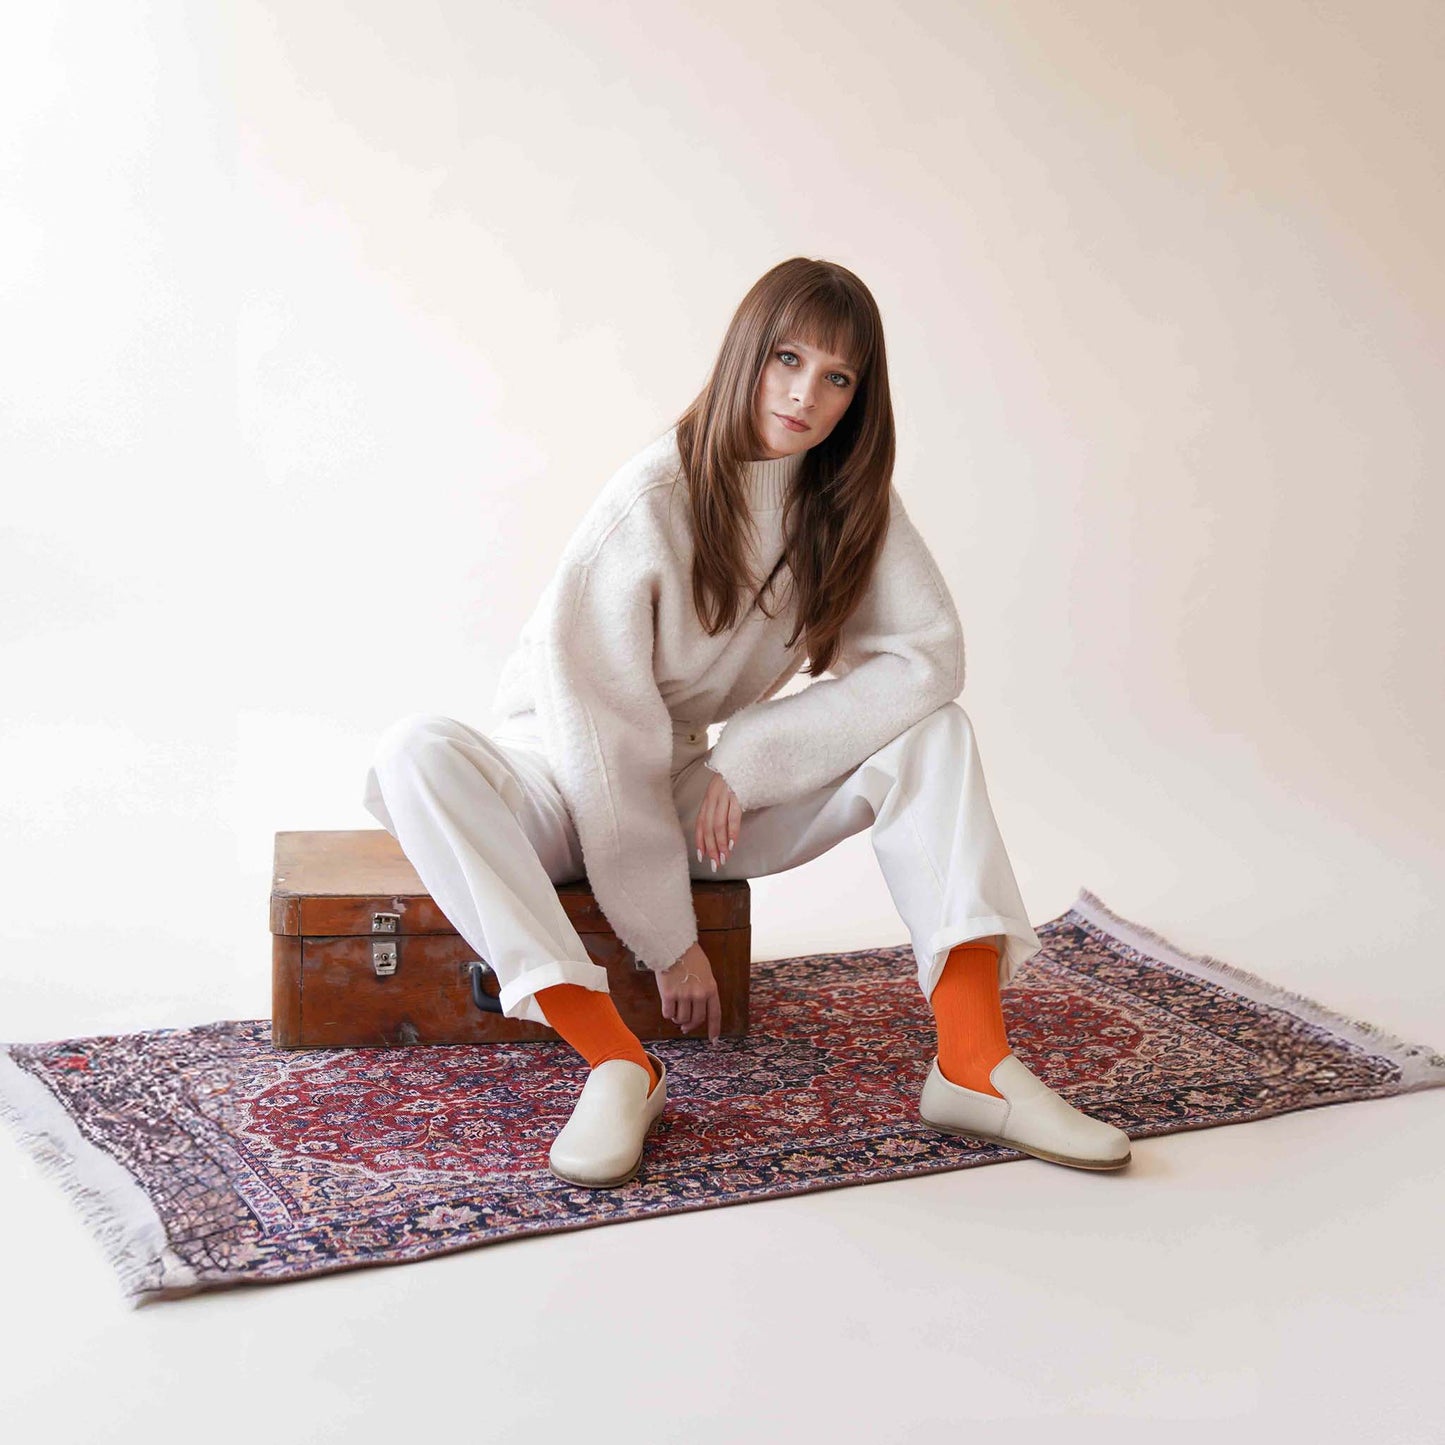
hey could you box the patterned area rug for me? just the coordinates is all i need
[3,889,1442,1308]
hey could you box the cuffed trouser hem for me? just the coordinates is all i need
[498,958,612,1026]
[921,916,1044,1002]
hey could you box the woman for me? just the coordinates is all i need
[362,257,1131,1188]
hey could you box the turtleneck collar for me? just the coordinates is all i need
[742,448,805,513]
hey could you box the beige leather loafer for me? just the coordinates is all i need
[548,1050,667,1188]
[919,1052,1132,1171]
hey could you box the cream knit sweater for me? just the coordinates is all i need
[490,425,965,975]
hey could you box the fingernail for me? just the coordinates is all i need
[720,850,728,864]
[696,847,702,862]
[710,858,717,873]
[729,837,735,849]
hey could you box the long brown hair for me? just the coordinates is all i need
[672,256,895,678]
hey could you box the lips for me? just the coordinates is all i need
[775,413,810,432]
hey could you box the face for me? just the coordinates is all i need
[752,335,858,459]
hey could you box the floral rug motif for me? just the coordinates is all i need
[3,889,1442,1307]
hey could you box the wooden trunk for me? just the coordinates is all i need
[270,829,751,1048]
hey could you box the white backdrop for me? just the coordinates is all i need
[6,1,1438,1043]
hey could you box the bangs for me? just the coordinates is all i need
[777,298,870,376]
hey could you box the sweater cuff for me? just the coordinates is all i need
[703,753,735,791]
[635,918,700,975]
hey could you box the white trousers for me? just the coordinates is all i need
[360,702,1043,1028]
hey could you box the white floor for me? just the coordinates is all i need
[2,912,1442,1444]
[2,673,1442,1445]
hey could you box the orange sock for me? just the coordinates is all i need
[534,983,660,1096]
[929,939,1011,1098]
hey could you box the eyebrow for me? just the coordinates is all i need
[777,338,858,374]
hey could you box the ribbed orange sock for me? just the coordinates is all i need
[534,983,660,1096]
[929,939,1011,1098]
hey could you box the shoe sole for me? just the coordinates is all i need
[920,1113,1132,1171]
[548,1109,663,1189]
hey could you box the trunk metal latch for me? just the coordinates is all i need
[371,911,400,976]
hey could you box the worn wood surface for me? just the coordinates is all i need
[270,829,752,1048]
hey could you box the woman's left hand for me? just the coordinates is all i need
[695,765,742,872]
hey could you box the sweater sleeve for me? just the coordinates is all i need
[532,522,700,975]
[704,485,965,811]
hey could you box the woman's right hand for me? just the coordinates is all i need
[657,943,721,1041]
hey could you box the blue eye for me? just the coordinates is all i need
[776,350,852,387]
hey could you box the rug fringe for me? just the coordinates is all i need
[0,1046,198,1309]
[1069,888,1445,1091]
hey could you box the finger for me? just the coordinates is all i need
[703,793,722,869]
[712,794,730,866]
[713,788,728,864]
[695,793,709,864]
[727,794,741,856]
[707,985,722,1041]
[696,786,719,862]
[696,794,710,864]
